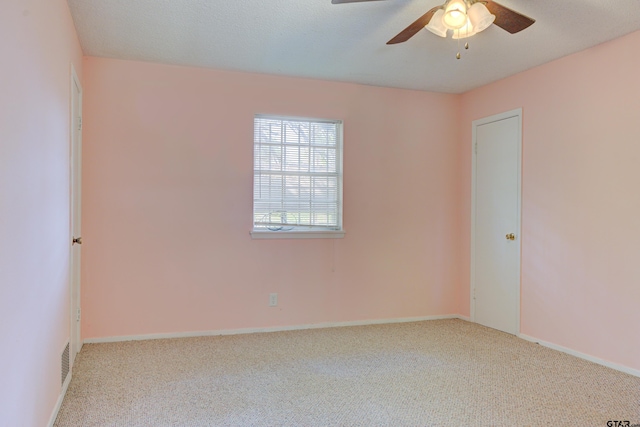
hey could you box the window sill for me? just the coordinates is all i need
[250,230,345,240]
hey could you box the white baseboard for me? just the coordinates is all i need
[47,366,72,427]
[519,333,640,378]
[84,314,466,344]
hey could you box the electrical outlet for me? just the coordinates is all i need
[269,293,278,307]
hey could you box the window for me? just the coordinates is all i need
[252,115,344,238]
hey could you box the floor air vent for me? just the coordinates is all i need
[61,342,70,386]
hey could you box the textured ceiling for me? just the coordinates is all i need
[67,0,640,93]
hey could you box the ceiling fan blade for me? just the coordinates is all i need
[331,0,385,3]
[387,6,440,45]
[485,1,535,34]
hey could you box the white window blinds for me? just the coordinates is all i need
[253,115,343,233]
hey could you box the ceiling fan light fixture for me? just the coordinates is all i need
[467,2,496,33]
[451,17,476,39]
[443,0,468,30]
[425,9,447,37]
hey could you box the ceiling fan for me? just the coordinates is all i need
[331,0,535,45]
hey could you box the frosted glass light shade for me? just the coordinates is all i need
[425,9,447,37]
[443,0,468,30]
[451,18,476,39]
[468,2,495,33]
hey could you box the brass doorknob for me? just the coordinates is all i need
[72,236,82,245]
[505,233,515,241]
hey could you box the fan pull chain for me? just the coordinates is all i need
[455,32,470,59]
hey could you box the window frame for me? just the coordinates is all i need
[251,114,345,239]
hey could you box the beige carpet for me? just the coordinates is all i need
[55,319,640,426]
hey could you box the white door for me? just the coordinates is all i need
[70,67,83,364]
[471,109,521,335]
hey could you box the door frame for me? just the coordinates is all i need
[69,64,83,363]
[470,108,522,333]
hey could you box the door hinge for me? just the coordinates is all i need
[76,308,81,322]
[78,116,82,131]
[474,142,478,154]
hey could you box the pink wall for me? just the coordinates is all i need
[0,0,83,426]
[81,58,463,339]
[460,30,640,372]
